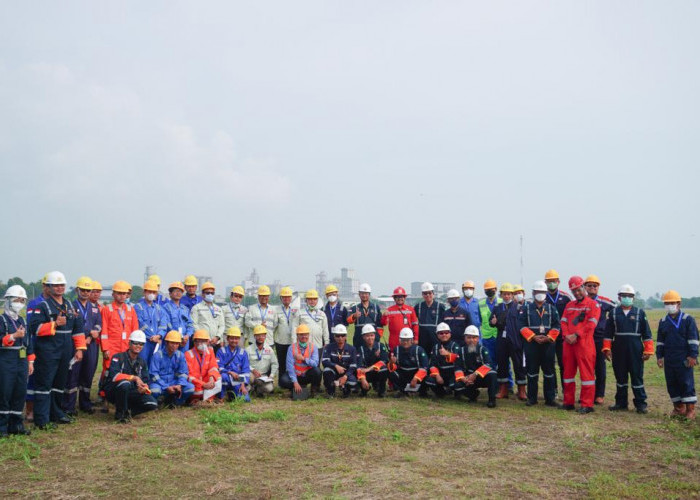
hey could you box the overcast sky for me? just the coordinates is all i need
[1,1,698,299]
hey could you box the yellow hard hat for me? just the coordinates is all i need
[91,280,102,291]
[184,275,198,286]
[279,286,293,297]
[201,281,215,292]
[112,280,131,293]
[483,279,497,290]
[325,285,338,295]
[226,327,242,338]
[76,276,93,290]
[500,282,515,293]
[513,284,524,293]
[257,285,271,296]
[192,330,210,341]
[584,275,601,285]
[231,285,245,296]
[545,269,559,280]
[147,274,161,286]
[143,280,159,292]
[662,290,682,303]
[253,325,267,335]
[305,289,319,299]
[462,280,475,289]
[168,281,185,292]
[296,324,310,334]
[164,330,183,343]
[41,273,49,285]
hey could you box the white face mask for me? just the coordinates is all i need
[503,298,513,305]
[10,301,24,313]
[204,294,215,303]
[463,289,474,298]
[534,293,546,303]
[665,304,679,314]
[196,343,207,352]
[515,293,524,303]
[328,295,338,303]
[145,293,156,302]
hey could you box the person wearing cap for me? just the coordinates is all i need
[602,284,653,414]
[444,289,473,347]
[583,275,615,406]
[490,283,526,400]
[279,325,322,398]
[224,285,248,340]
[356,325,389,397]
[186,330,221,403]
[28,271,87,429]
[89,281,103,309]
[217,328,250,402]
[134,280,168,365]
[544,269,572,395]
[64,277,103,416]
[560,276,601,414]
[478,279,502,366]
[146,274,168,306]
[388,327,429,398]
[100,281,140,373]
[148,330,194,407]
[459,280,482,330]
[381,287,419,350]
[274,287,297,379]
[104,330,157,423]
[656,290,698,420]
[161,282,195,353]
[246,325,279,397]
[323,285,348,333]
[181,275,202,311]
[414,282,446,355]
[190,282,225,352]
[456,326,497,407]
[518,281,561,407]
[0,285,34,436]
[348,283,384,349]
[321,325,358,398]
[425,323,466,399]
[513,285,526,306]
[245,285,278,347]
[292,289,329,349]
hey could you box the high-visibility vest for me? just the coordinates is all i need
[293,343,314,376]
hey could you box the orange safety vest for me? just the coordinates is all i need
[293,342,314,376]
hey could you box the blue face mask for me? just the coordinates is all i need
[448,299,460,307]
[620,297,634,307]
[204,294,215,303]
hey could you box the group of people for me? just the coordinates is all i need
[0,269,697,435]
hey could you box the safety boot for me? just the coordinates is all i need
[496,383,509,399]
[517,385,527,401]
[671,402,687,418]
[686,403,696,420]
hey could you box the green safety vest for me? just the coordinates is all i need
[478,297,502,340]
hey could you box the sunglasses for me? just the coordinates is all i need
[131,341,145,346]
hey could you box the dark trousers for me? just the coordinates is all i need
[33,336,72,426]
[279,367,322,390]
[107,380,157,419]
[389,369,428,396]
[275,343,290,379]
[464,372,497,401]
[361,370,388,395]
[426,367,465,396]
[612,340,647,409]
[594,337,606,399]
[523,341,556,403]
[0,350,28,433]
[664,359,696,404]
[322,368,357,395]
[497,337,526,386]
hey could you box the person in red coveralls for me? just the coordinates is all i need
[560,276,601,414]
[381,287,418,350]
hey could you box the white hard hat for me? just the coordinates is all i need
[4,285,27,300]
[129,330,147,343]
[421,282,434,293]
[618,284,636,295]
[446,289,460,299]
[332,324,348,335]
[399,327,414,340]
[45,271,67,285]
[532,280,548,293]
[464,325,480,337]
[361,324,376,335]
[359,283,371,293]
[436,322,451,333]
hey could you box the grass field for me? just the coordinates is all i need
[1,310,699,499]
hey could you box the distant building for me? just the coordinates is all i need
[411,281,457,297]
[316,268,360,300]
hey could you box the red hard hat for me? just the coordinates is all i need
[568,276,585,290]
[392,286,407,296]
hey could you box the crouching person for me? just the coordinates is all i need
[149,330,194,408]
[186,330,221,404]
[245,325,278,397]
[322,325,358,398]
[457,326,497,407]
[388,328,429,398]
[279,325,322,400]
[426,323,466,399]
[104,331,157,423]
[356,324,389,397]
[217,327,251,402]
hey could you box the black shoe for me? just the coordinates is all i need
[377,392,386,398]
[341,389,351,399]
[608,404,628,412]
[468,396,478,403]
[578,407,594,414]
[453,393,463,401]
[487,400,496,408]
[360,390,368,398]
[80,407,95,415]
[36,423,57,431]
[525,400,538,407]
[393,391,406,399]
[65,411,78,418]
[636,407,649,414]
[10,428,31,436]
[544,400,557,407]
[560,404,576,411]
[55,416,73,425]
